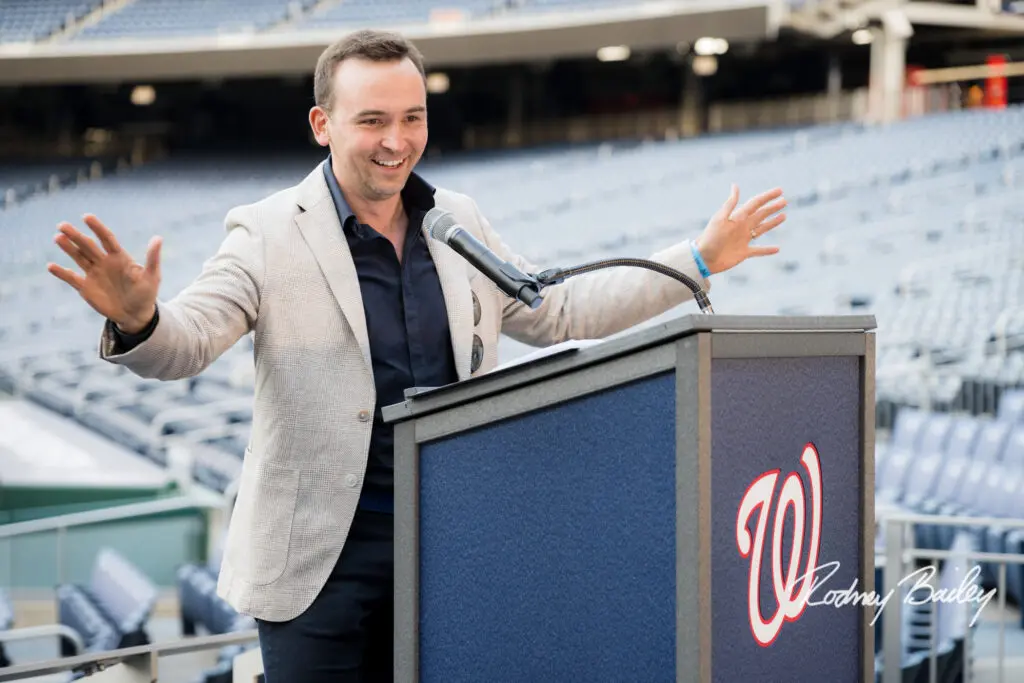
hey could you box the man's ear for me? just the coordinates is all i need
[309,106,330,147]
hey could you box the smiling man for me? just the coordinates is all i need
[47,29,787,682]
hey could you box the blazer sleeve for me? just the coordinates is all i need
[468,197,710,347]
[97,205,265,380]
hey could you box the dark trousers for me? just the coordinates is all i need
[257,507,394,683]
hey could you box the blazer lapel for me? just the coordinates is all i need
[424,226,474,381]
[294,170,373,374]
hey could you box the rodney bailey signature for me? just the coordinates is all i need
[794,560,997,627]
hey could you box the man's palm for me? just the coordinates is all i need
[47,214,162,333]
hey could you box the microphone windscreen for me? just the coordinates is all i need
[424,207,459,243]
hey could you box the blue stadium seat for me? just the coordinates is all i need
[176,563,253,637]
[177,563,257,683]
[932,420,1013,550]
[876,408,932,501]
[57,548,158,654]
[997,388,1024,424]
[976,426,1024,579]
[57,584,122,654]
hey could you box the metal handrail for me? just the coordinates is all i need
[0,624,85,654]
[879,510,1024,683]
[0,629,258,682]
[0,493,225,540]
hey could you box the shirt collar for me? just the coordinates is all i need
[322,153,436,234]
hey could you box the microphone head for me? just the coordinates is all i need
[424,207,459,244]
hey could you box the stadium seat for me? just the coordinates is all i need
[176,563,254,637]
[932,420,1013,550]
[997,388,1024,424]
[876,408,932,500]
[57,548,158,654]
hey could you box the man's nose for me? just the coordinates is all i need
[381,124,402,151]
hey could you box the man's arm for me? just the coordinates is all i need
[99,207,265,380]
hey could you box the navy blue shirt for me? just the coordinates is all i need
[112,157,460,514]
[321,156,459,512]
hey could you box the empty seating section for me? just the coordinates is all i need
[876,392,1024,612]
[56,548,158,655]
[0,0,100,42]
[76,0,319,39]
[296,0,507,29]
[2,108,1024,495]
[0,158,103,208]
[77,0,631,39]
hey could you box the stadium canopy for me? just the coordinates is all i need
[0,0,777,86]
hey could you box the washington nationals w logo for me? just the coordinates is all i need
[735,443,823,647]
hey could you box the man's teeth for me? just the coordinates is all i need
[373,159,403,168]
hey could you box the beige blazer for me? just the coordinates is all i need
[98,163,710,622]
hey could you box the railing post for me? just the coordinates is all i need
[55,526,66,585]
[883,517,904,683]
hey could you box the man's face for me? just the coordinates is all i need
[313,56,428,202]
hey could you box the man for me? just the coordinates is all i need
[47,29,786,682]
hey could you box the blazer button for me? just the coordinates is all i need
[345,473,359,488]
[358,409,371,422]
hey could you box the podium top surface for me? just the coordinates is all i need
[382,313,875,424]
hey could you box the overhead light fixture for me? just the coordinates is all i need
[692,55,718,76]
[694,37,728,56]
[131,85,156,106]
[426,72,450,94]
[597,45,630,62]
[851,28,873,45]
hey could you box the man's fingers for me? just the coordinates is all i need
[58,222,105,263]
[739,188,784,218]
[47,263,84,291]
[756,212,787,235]
[83,214,122,255]
[751,199,787,225]
[145,236,162,278]
[716,184,740,221]
[55,233,93,271]
[747,245,780,258]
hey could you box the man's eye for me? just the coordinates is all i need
[407,115,422,122]
[362,119,381,125]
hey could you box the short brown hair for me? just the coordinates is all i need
[314,29,427,111]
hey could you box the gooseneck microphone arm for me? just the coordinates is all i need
[532,257,715,314]
[424,207,714,314]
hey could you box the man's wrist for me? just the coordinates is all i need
[114,307,157,335]
[691,240,713,279]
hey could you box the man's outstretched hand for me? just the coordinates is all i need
[694,185,787,275]
[47,214,162,334]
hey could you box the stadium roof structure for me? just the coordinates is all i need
[0,0,779,86]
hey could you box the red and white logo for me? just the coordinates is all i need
[735,443,823,647]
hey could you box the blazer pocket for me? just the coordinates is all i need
[248,461,301,586]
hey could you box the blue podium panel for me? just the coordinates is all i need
[711,356,863,682]
[418,372,677,683]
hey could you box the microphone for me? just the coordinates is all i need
[425,207,543,309]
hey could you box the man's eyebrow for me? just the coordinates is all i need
[354,106,426,118]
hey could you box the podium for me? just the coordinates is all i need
[383,314,877,683]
